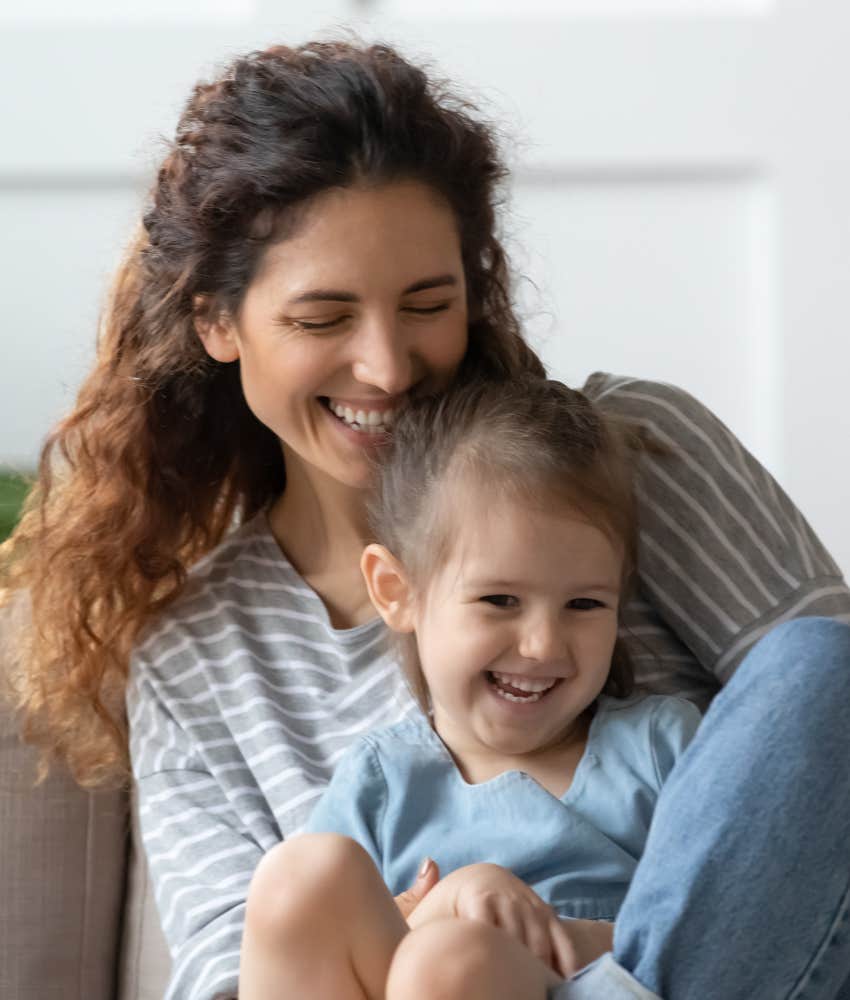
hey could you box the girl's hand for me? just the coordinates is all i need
[548,917,615,978]
[408,862,560,969]
[393,856,441,920]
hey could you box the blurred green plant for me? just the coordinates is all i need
[0,469,33,543]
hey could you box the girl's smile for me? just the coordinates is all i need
[486,670,563,704]
[407,494,625,777]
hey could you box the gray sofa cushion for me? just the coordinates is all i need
[118,784,173,1000]
[0,695,128,1000]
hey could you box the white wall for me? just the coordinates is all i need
[2,1,848,574]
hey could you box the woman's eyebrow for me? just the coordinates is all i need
[403,274,458,295]
[288,274,458,306]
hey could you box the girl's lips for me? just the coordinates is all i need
[485,672,564,708]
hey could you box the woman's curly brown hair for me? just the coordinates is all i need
[0,40,545,789]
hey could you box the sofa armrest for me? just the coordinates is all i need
[0,692,129,1000]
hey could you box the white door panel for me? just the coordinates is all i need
[2,2,848,573]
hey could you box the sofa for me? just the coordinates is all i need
[0,688,172,1000]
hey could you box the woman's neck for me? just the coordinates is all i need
[267,450,376,629]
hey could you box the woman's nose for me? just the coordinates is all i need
[350,313,413,395]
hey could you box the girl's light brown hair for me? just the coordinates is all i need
[0,40,545,790]
[367,374,642,711]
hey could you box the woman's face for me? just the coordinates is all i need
[197,180,469,492]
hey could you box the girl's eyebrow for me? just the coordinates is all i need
[464,578,620,593]
[288,274,458,306]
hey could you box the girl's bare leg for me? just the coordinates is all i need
[386,917,563,1000]
[239,833,408,1000]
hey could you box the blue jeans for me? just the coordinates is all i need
[552,617,850,1000]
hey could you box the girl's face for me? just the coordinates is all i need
[196,180,469,492]
[413,496,624,763]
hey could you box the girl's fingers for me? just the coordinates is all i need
[523,911,554,967]
[462,892,498,926]
[394,857,441,920]
[493,898,527,945]
[549,916,581,979]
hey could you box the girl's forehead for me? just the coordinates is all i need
[437,493,623,573]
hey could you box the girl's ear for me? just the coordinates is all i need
[193,294,240,363]
[361,544,416,633]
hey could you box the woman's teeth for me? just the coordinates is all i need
[489,671,558,703]
[327,400,396,434]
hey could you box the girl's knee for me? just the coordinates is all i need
[245,833,374,940]
[387,919,498,999]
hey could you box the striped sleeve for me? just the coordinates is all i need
[585,373,850,682]
[127,652,258,1000]
[124,513,416,1000]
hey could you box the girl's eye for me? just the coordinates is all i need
[568,598,604,611]
[480,595,518,608]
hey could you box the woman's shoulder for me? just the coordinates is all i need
[133,511,305,663]
[581,371,723,436]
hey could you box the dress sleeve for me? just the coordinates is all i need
[648,696,703,788]
[585,373,850,682]
[128,653,262,1000]
[302,737,387,875]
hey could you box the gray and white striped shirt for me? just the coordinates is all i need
[127,373,850,1000]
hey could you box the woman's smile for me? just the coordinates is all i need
[200,181,468,495]
[319,394,402,440]
[319,395,395,447]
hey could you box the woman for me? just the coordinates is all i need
[2,40,849,1000]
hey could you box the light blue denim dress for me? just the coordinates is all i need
[305,693,700,922]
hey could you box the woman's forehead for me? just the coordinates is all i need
[248,180,463,293]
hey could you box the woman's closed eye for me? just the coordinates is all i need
[288,301,451,331]
[286,314,350,331]
[403,302,451,316]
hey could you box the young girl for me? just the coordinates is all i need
[248,375,701,1000]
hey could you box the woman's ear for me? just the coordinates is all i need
[361,544,416,633]
[193,294,240,363]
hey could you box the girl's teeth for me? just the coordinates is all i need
[494,687,543,704]
[491,671,557,694]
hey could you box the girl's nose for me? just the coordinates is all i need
[517,616,567,663]
[350,314,413,395]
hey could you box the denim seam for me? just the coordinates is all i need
[788,872,850,999]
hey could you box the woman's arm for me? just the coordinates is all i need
[587,373,850,683]
[129,660,264,1000]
